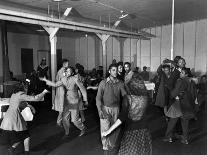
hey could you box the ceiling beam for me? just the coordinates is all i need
[0,6,150,39]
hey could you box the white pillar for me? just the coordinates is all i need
[170,0,175,60]
[102,41,107,76]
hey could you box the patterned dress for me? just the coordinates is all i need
[118,95,152,155]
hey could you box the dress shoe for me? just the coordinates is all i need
[181,139,189,145]
[79,128,86,137]
[162,137,173,143]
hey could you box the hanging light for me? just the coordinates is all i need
[52,0,65,2]
[36,26,45,32]
[119,13,128,19]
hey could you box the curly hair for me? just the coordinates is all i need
[126,73,148,96]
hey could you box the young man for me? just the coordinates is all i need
[53,59,69,126]
[40,67,88,138]
[96,63,126,153]
[124,62,134,84]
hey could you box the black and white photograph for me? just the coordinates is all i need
[0,0,207,154]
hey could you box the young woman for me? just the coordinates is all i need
[102,73,152,155]
[0,83,49,155]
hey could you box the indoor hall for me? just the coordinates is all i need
[0,0,207,155]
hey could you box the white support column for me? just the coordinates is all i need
[96,20,121,76]
[102,40,107,77]
[43,26,59,102]
[170,0,175,60]
[97,34,110,76]
[42,8,71,102]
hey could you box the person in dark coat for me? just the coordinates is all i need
[155,64,171,108]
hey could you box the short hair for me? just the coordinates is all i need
[117,61,123,67]
[124,62,131,67]
[174,56,182,64]
[143,66,147,69]
[62,59,69,65]
[162,64,170,70]
[67,66,75,75]
[108,63,118,70]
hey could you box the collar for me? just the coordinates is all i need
[125,70,133,75]
[106,77,119,83]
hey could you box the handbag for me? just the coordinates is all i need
[21,107,34,121]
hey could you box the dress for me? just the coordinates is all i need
[118,94,152,155]
[0,91,45,145]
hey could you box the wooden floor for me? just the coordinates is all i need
[0,104,207,155]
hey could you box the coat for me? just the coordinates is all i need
[170,77,196,119]
[53,68,66,112]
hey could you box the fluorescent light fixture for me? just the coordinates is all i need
[119,14,128,19]
[52,0,65,2]
[36,29,45,32]
[63,7,72,16]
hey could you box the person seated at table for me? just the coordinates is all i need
[140,66,149,81]
[0,82,49,155]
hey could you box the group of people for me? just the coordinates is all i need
[96,62,152,155]
[154,56,199,145]
[1,55,207,155]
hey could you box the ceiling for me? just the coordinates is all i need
[1,0,207,34]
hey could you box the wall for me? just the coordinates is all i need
[1,18,207,82]
[140,19,207,76]
[0,32,76,81]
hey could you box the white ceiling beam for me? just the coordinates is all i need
[0,7,149,39]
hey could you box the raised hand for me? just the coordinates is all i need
[43,89,50,94]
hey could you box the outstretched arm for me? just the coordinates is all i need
[20,89,49,102]
[40,77,63,87]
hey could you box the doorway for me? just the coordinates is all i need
[21,48,34,74]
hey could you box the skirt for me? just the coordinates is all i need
[118,129,152,155]
[164,101,182,118]
[0,129,30,145]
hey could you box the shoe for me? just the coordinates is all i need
[181,139,189,145]
[7,147,15,155]
[61,134,69,140]
[162,137,173,143]
[79,128,86,137]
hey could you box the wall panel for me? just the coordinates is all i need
[174,23,184,57]
[161,25,171,57]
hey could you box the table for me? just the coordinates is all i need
[144,81,155,99]
[0,98,10,119]
[144,81,155,91]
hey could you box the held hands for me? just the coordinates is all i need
[39,77,47,82]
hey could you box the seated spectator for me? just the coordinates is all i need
[141,66,149,81]
[133,67,140,73]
